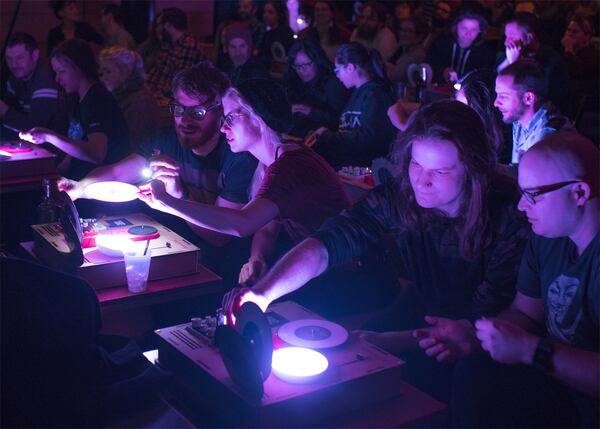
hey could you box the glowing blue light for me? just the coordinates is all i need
[296,18,304,25]
[142,168,152,178]
[454,83,462,91]
[272,347,328,383]
[293,33,299,39]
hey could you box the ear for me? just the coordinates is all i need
[522,91,536,107]
[573,182,591,206]
[346,63,356,73]
[32,48,40,63]
[523,32,534,45]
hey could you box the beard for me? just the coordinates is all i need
[176,117,221,151]
[502,101,528,124]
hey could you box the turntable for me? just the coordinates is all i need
[0,141,56,180]
[155,301,404,427]
[27,192,201,289]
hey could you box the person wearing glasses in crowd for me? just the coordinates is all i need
[20,39,130,182]
[138,78,350,289]
[58,61,257,250]
[284,39,348,138]
[306,42,396,169]
[223,100,530,400]
[416,132,599,428]
[494,59,573,167]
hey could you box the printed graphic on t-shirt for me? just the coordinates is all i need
[546,274,583,343]
[340,111,362,129]
[68,120,84,140]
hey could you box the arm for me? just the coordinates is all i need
[239,220,281,286]
[3,86,60,131]
[21,128,108,164]
[185,196,245,247]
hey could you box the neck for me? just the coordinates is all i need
[251,139,279,166]
[354,74,372,88]
[570,201,600,256]
[517,106,538,128]
[78,79,94,99]
[191,131,220,157]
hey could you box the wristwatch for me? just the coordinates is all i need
[532,337,554,373]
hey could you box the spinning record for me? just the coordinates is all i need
[217,302,273,402]
[277,319,348,349]
[83,181,139,202]
[0,149,13,160]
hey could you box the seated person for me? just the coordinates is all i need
[494,59,573,166]
[426,5,495,84]
[20,39,130,181]
[99,46,161,149]
[387,14,429,85]
[307,42,396,168]
[418,132,599,428]
[138,78,351,287]
[284,39,348,138]
[1,32,67,138]
[221,21,270,86]
[350,1,397,62]
[259,1,295,76]
[47,0,104,56]
[497,12,569,112]
[224,100,530,398]
[100,3,136,49]
[301,1,351,62]
[58,61,257,250]
[561,13,600,81]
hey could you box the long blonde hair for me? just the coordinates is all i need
[223,87,282,198]
[98,46,145,80]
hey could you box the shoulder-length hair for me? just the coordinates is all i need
[99,46,145,80]
[391,99,496,259]
[223,86,282,198]
[51,38,99,82]
[284,39,333,91]
[335,42,393,93]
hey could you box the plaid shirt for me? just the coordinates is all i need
[146,33,204,100]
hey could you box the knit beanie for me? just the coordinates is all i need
[236,79,292,133]
[224,22,253,49]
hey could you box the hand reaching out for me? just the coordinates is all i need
[239,258,269,287]
[413,316,479,363]
[475,317,538,365]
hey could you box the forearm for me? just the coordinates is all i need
[46,133,105,164]
[4,99,58,131]
[81,154,145,187]
[498,308,545,336]
[497,57,512,73]
[254,237,329,305]
[551,343,599,397]
[250,222,280,262]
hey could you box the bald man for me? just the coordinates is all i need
[433,132,599,428]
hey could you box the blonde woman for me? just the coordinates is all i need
[99,46,160,149]
[139,79,350,286]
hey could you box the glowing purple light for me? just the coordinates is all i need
[0,149,13,159]
[271,347,328,383]
[83,181,139,202]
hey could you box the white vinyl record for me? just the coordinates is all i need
[84,181,139,202]
[277,319,349,349]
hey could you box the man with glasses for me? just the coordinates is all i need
[59,61,257,249]
[416,132,599,428]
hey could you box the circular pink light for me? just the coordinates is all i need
[271,347,328,383]
[83,181,139,202]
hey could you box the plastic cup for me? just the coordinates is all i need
[123,247,151,293]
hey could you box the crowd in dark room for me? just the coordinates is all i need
[0,0,598,427]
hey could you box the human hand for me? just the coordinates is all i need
[443,68,458,83]
[239,258,269,287]
[561,35,576,55]
[137,179,175,214]
[413,316,478,363]
[304,126,327,147]
[221,286,270,326]
[57,177,84,201]
[19,127,55,145]
[475,317,538,365]
[148,155,184,199]
[505,39,524,64]
[292,104,312,115]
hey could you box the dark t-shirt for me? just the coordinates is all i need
[137,129,257,205]
[255,145,351,243]
[66,84,130,180]
[517,233,599,351]
[313,176,530,321]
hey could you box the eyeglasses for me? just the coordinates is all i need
[293,60,313,71]
[334,64,346,74]
[221,111,247,128]
[168,101,221,120]
[519,180,581,205]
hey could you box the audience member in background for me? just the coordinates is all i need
[561,13,600,81]
[284,40,348,138]
[259,0,295,75]
[1,33,66,139]
[47,1,103,57]
[59,62,257,254]
[422,0,453,50]
[350,1,397,62]
[497,12,568,112]
[454,69,506,163]
[99,47,160,150]
[389,1,414,36]
[221,22,270,86]
[387,14,429,84]
[307,42,395,168]
[137,12,163,73]
[224,100,529,400]
[426,5,495,84]
[20,39,130,181]
[146,8,204,103]
[494,60,573,166]
[238,0,266,54]
[138,79,351,288]
[100,3,136,50]
[301,1,351,62]
[421,132,599,428]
